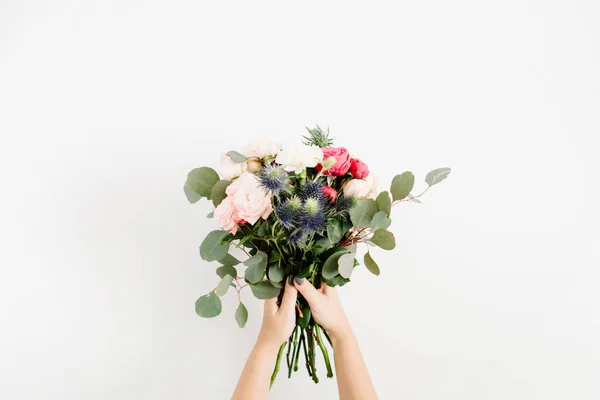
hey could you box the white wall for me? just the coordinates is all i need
[1,1,599,399]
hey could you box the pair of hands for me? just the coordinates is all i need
[258,277,351,348]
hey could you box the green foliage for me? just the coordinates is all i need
[313,238,332,255]
[200,230,231,262]
[186,167,220,198]
[322,249,349,279]
[207,211,214,218]
[349,199,378,229]
[327,219,343,245]
[376,191,392,216]
[391,171,415,201]
[183,182,202,204]
[322,274,350,287]
[244,253,268,284]
[250,281,280,299]
[226,151,248,163]
[211,180,231,207]
[371,229,396,250]
[218,253,240,267]
[298,304,312,329]
[216,265,237,279]
[302,125,334,148]
[195,292,222,318]
[425,167,451,186]
[216,275,233,296]
[371,211,391,231]
[268,263,285,283]
[363,252,380,276]
[337,253,355,279]
[235,302,248,328]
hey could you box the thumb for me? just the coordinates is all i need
[293,277,322,307]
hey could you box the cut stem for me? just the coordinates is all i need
[270,342,286,389]
[314,324,334,378]
[301,331,312,377]
[308,325,319,383]
[293,329,303,372]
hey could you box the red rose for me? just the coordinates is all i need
[349,158,370,179]
[316,147,352,176]
[322,186,338,202]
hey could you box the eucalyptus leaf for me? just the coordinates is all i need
[215,275,233,297]
[268,263,285,283]
[371,211,392,231]
[376,191,391,216]
[313,238,333,255]
[425,167,451,186]
[337,253,355,279]
[216,265,237,279]
[226,151,248,163]
[200,230,231,262]
[211,180,231,207]
[244,253,268,284]
[349,199,378,229]
[186,167,220,198]
[298,305,312,329]
[322,275,350,287]
[268,249,281,263]
[327,219,344,245]
[207,211,214,218]
[218,253,240,267]
[371,229,396,250]
[183,182,202,204]
[390,171,415,201]
[250,281,280,299]
[195,292,222,318]
[322,250,349,279]
[407,194,422,204]
[235,302,248,328]
[364,252,380,276]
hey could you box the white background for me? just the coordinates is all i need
[1,1,599,399]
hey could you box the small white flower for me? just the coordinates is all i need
[343,175,379,199]
[242,138,281,159]
[218,153,247,180]
[275,144,324,174]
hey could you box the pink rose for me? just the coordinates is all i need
[214,197,239,234]
[349,158,369,179]
[315,147,352,176]
[322,186,338,203]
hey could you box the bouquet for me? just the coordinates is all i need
[184,126,450,385]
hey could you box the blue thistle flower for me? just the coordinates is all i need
[299,197,326,232]
[335,196,357,214]
[259,164,287,194]
[298,180,326,205]
[289,229,307,246]
[275,195,302,229]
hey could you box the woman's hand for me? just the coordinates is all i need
[293,277,352,343]
[257,279,298,348]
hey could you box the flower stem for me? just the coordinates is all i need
[293,329,303,372]
[301,330,312,377]
[314,324,334,378]
[270,342,286,389]
[308,325,319,383]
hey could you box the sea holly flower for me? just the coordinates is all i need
[275,195,302,229]
[275,143,323,174]
[298,180,327,205]
[259,164,288,194]
[299,197,326,232]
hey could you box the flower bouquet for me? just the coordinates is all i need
[184,126,450,385]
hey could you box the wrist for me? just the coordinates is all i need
[256,331,283,353]
[328,322,354,347]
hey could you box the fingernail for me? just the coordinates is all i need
[288,275,295,285]
[295,277,304,285]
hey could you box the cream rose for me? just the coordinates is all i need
[218,153,247,181]
[242,138,281,159]
[275,144,323,174]
[343,175,379,199]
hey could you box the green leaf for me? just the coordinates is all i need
[322,274,350,287]
[250,281,280,299]
[349,198,378,229]
[425,167,451,186]
[322,250,349,279]
[244,253,268,284]
[268,249,281,264]
[364,252,380,276]
[295,262,315,279]
[327,219,344,245]
[371,211,391,231]
[313,238,332,255]
[407,194,422,204]
[216,265,237,279]
[218,253,240,267]
[211,180,231,207]
[226,151,248,163]
[207,211,214,218]
[338,253,355,279]
[195,292,222,318]
[187,167,220,198]
[215,275,233,296]
[390,171,415,201]
[183,182,202,204]
[268,263,285,283]
[235,302,248,328]
[200,230,231,262]
[371,229,396,250]
[298,305,312,329]
[376,191,392,216]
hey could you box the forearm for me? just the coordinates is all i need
[231,336,281,400]
[331,330,378,400]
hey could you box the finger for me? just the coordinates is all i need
[279,277,298,314]
[293,277,322,307]
[264,297,278,315]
